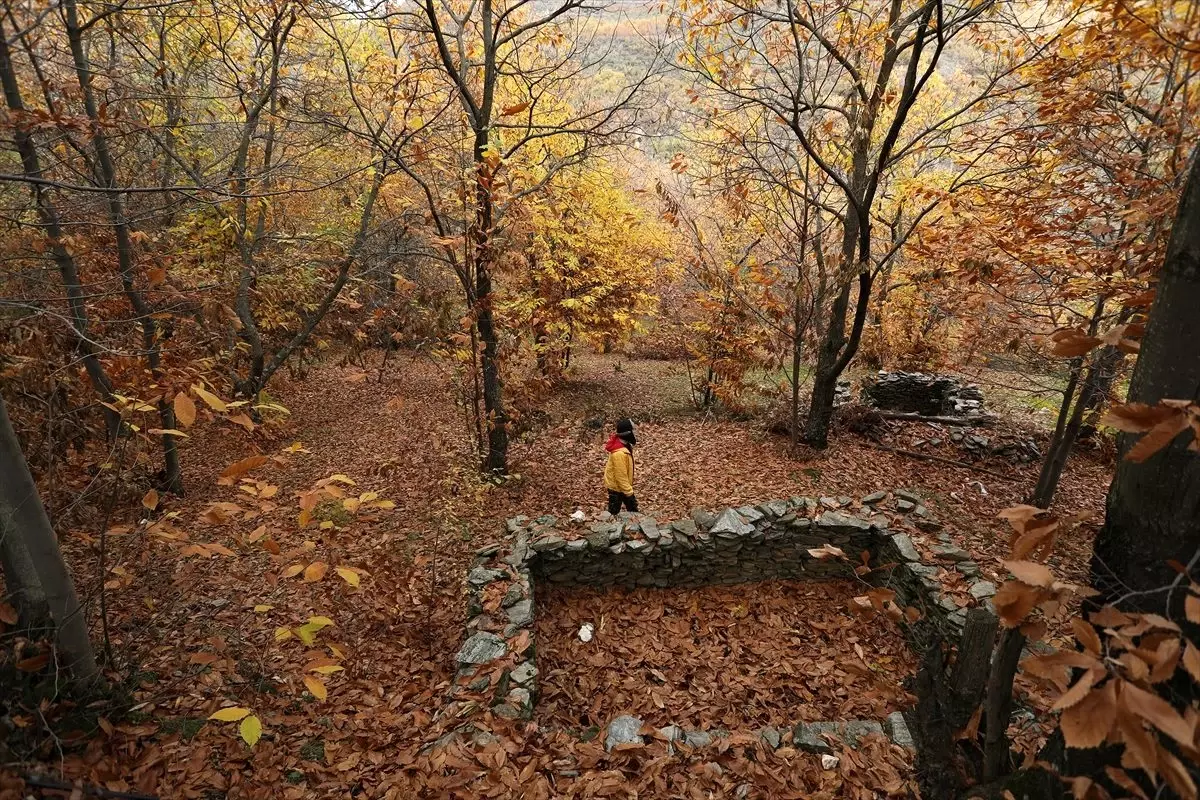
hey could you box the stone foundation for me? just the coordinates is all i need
[438,491,997,756]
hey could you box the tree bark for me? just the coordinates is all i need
[63,0,182,494]
[0,20,120,439]
[1090,147,1200,619]
[983,627,1026,781]
[0,393,100,684]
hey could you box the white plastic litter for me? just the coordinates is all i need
[821,754,839,770]
[570,510,587,522]
[578,622,594,642]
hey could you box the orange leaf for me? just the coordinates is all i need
[1183,642,1200,684]
[1003,560,1055,588]
[1052,669,1097,711]
[174,393,197,427]
[1072,618,1102,656]
[1061,680,1116,749]
[0,603,17,625]
[1126,412,1190,463]
[1121,681,1195,748]
[220,455,269,480]
[303,562,328,582]
[281,563,305,579]
[500,101,530,116]
[142,489,159,511]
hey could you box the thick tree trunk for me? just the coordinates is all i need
[0,507,50,630]
[1090,148,1200,620]
[0,394,100,684]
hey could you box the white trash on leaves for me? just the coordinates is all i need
[578,622,594,642]
[821,754,839,770]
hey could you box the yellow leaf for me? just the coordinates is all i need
[336,567,361,587]
[281,564,305,579]
[253,605,273,613]
[328,474,356,486]
[303,675,328,700]
[312,665,344,675]
[142,489,159,511]
[373,499,396,509]
[148,428,190,438]
[307,615,335,629]
[239,714,262,747]
[174,393,197,427]
[209,707,252,722]
[304,562,329,582]
[274,626,293,642]
[295,624,319,646]
[319,520,334,530]
[193,385,227,412]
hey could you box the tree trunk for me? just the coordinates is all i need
[0,20,120,440]
[1090,147,1200,618]
[0,393,100,684]
[0,506,50,630]
[63,0,182,494]
[473,131,509,474]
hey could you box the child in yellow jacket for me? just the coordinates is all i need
[603,418,638,514]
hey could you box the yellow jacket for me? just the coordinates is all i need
[603,439,635,494]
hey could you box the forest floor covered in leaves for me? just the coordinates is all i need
[12,351,1110,799]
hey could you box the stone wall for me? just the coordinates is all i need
[861,371,985,416]
[438,492,997,752]
[532,500,878,589]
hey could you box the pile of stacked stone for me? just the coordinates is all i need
[950,431,1041,463]
[436,491,1000,756]
[833,378,853,406]
[861,371,986,417]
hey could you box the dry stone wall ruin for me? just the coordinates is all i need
[437,492,998,757]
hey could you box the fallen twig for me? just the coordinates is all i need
[869,444,1016,481]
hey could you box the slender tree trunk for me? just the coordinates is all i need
[472,129,509,473]
[0,394,100,684]
[791,292,804,451]
[983,628,1026,781]
[1090,147,1200,619]
[1030,297,1107,507]
[63,0,182,493]
[0,21,120,439]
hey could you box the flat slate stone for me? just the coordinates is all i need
[843,720,884,747]
[671,519,698,536]
[710,508,754,536]
[794,721,840,753]
[862,491,888,504]
[501,583,525,607]
[932,544,971,562]
[736,506,765,523]
[817,511,871,530]
[510,661,537,686]
[969,580,997,599]
[896,499,916,512]
[683,730,712,748]
[467,566,506,586]
[762,500,790,517]
[690,508,716,528]
[759,727,782,748]
[531,535,567,552]
[890,533,921,562]
[456,632,507,665]
[957,561,981,577]
[475,543,502,557]
[640,519,661,540]
[896,489,922,504]
[885,712,915,750]
[506,599,533,628]
[605,715,645,751]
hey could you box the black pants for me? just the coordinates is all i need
[607,490,638,515]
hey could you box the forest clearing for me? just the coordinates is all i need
[1,0,1199,796]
